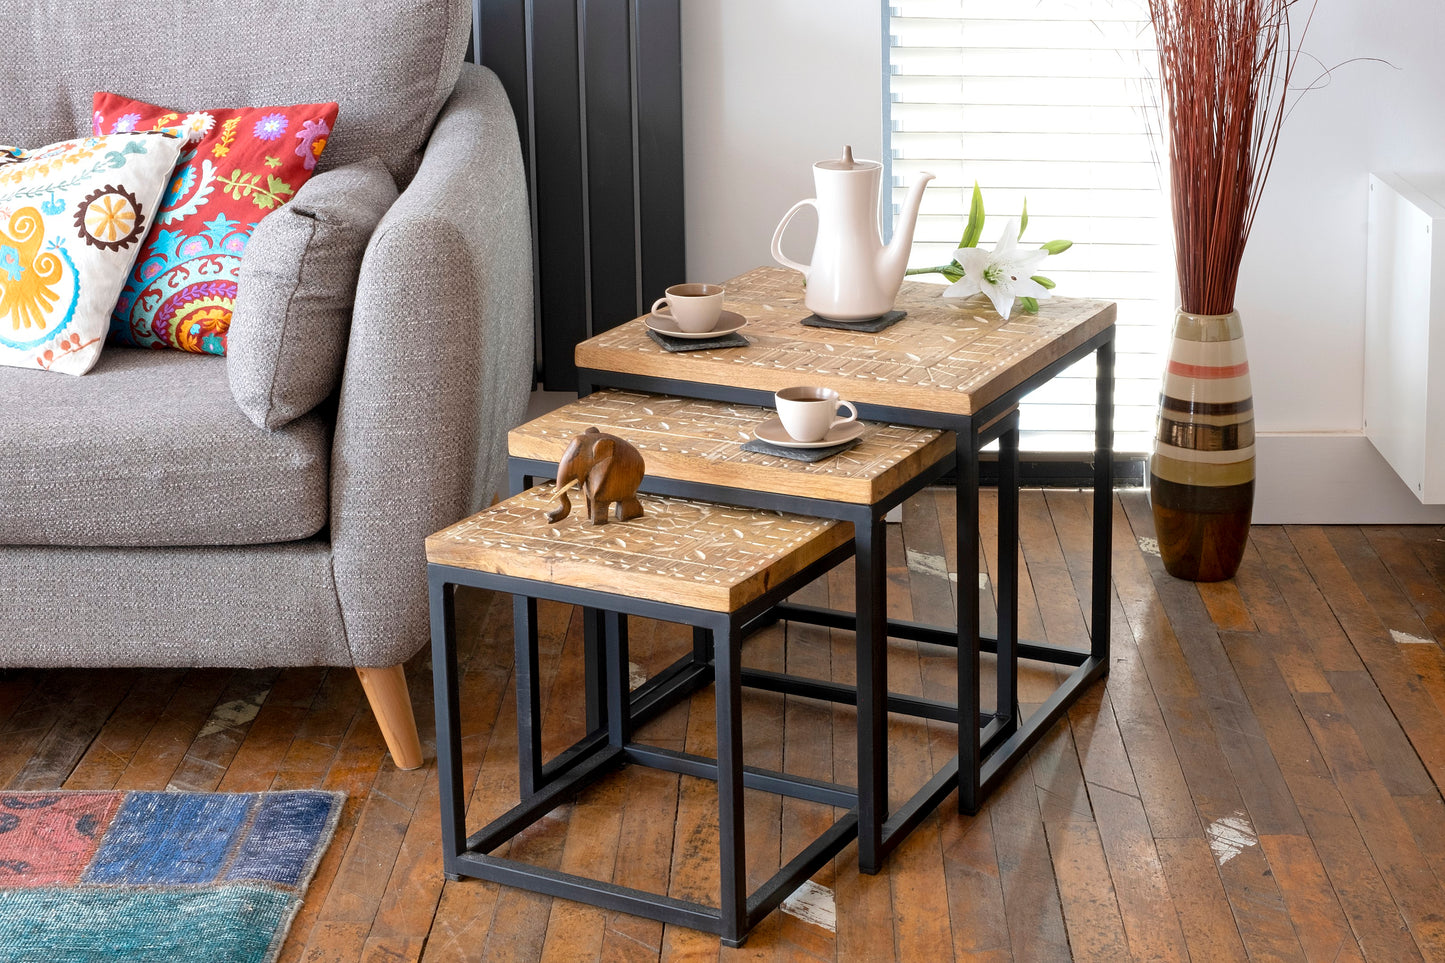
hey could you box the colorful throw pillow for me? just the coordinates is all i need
[92,93,340,356]
[0,130,186,375]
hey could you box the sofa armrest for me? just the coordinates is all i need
[331,63,533,666]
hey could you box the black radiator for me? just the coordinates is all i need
[474,0,686,390]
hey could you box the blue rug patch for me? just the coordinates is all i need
[226,792,337,886]
[84,792,253,885]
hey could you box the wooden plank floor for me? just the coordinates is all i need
[6,489,1445,961]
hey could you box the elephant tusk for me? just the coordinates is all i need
[552,478,580,499]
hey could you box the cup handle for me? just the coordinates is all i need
[650,297,670,318]
[831,400,858,428]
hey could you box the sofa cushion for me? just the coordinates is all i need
[0,349,328,547]
[0,130,186,375]
[0,541,350,667]
[0,0,469,188]
[93,93,340,355]
[229,157,398,430]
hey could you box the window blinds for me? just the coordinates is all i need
[887,0,1171,453]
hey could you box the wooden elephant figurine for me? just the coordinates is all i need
[546,427,646,525]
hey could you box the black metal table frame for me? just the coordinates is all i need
[569,325,1115,818]
[431,541,865,947]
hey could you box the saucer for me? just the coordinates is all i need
[753,416,866,449]
[645,309,747,340]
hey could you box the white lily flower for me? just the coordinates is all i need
[942,218,1052,320]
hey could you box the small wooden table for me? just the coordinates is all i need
[427,488,857,947]
[573,267,1117,815]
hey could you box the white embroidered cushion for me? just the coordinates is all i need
[0,130,185,375]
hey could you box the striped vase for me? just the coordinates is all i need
[1149,309,1255,581]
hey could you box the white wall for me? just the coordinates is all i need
[680,0,882,286]
[680,0,1445,522]
[1225,0,1445,521]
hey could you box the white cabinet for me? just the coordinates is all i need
[1364,173,1445,504]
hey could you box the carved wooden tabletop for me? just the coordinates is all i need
[425,487,853,612]
[509,390,954,505]
[574,266,1115,417]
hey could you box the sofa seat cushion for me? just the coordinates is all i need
[0,348,328,547]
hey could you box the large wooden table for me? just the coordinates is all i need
[577,266,1113,416]
[572,266,1117,819]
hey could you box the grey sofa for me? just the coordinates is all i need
[0,0,533,768]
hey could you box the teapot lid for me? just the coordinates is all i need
[817,144,879,172]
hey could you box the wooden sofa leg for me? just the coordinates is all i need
[357,665,424,770]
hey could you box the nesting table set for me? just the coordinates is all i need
[426,267,1117,945]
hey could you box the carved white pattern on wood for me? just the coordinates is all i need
[576,267,1114,415]
[426,488,850,611]
[510,389,948,494]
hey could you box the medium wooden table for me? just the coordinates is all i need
[508,389,962,871]
[573,266,1117,815]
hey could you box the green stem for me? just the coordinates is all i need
[905,265,956,277]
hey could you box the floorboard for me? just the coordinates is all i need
[12,489,1445,961]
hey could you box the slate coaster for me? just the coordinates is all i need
[741,438,861,462]
[647,329,751,352]
[800,309,907,333]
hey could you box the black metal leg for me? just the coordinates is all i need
[692,625,712,664]
[437,579,859,946]
[430,575,464,879]
[583,607,606,733]
[509,462,534,496]
[996,421,1020,730]
[715,618,747,947]
[956,422,983,814]
[605,611,631,747]
[1093,336,1115,661]
[514,595,543,795]
[855,515,888,874]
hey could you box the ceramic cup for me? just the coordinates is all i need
[651,283,725,333]
[774,386,858,443]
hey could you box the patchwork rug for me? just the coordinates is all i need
[0,790,343,963]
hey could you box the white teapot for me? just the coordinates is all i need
[771,146,933,321]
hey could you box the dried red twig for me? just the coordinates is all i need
[1147,0,1313,315]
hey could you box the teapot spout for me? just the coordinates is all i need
[879,171,935,292]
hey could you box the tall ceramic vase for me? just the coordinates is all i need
[1149,309,1255,581]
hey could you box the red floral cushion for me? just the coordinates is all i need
[92,94,340,354]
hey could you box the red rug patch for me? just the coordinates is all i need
[0,792,123,887]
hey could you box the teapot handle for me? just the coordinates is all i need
[770,198,816,277]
